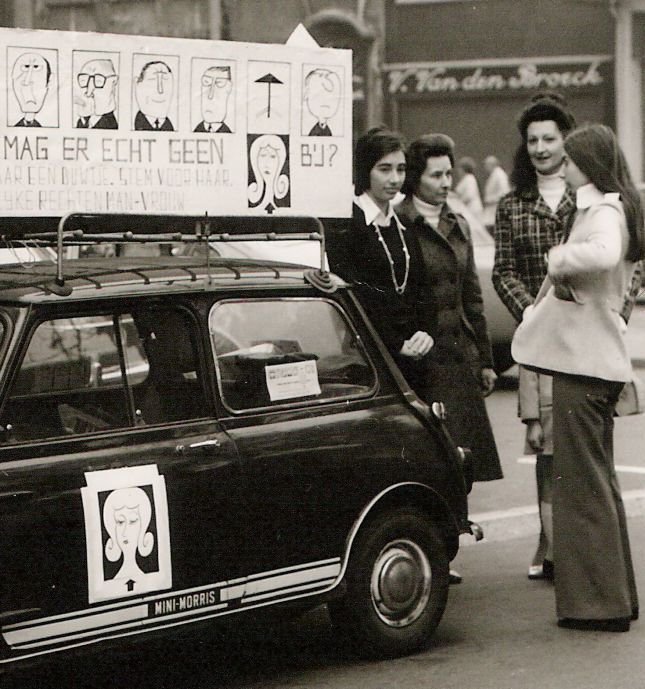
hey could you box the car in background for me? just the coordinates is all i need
[447,193,517,373]
[0,246,56,265]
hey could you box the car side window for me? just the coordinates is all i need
[0,315,144,442]
[0,309,207,443]
[209,298,375,412]
[133,307,208,424]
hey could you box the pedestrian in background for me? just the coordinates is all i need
[482,154,510,232]
[518,366,553,580]
[492,91,576,580]
[455,156,484,224]
[512,123,644,632]
[396,134,503,487]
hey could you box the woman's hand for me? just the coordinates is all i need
[400,331,434,360]
[526,419,544,452]
[480,367,497,396]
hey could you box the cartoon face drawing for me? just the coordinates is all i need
[12,52,51,124]
[197,65,232,132]
[248,134,290,212]
[78,59,118,117]
[258,141,281,181]
[134,60,174,130]
[303,68,341,135]
[103,486,154,585]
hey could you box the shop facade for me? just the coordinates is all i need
[384,0,622,184]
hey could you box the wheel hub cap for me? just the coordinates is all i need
[371,539,432,628]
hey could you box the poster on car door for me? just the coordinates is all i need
[0,26,352,218]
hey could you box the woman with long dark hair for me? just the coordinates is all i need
[512,123,645,632]
[492,91,577,581]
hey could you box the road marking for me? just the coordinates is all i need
[518,456,645,474]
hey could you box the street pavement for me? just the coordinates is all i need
[461,302,645,548]
[17,518,645,689]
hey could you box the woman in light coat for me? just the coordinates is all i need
[512,124,645,632]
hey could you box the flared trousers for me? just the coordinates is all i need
[552,373,638,619]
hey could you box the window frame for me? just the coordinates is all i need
[209,296,378,415]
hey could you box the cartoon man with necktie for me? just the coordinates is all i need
[193,65,233,133]
[76,58,119,129]
[133,60,175,131]
[303,68,341,137]
[12,52,52,127]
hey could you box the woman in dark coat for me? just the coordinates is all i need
[395,134,502,483]
[329,127,434,391]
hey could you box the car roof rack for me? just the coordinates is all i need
[1,212,332,295]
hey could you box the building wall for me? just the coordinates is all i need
[386,0,613,62]
[385,0,617,184]
[10,0,217,39]
[223,0,387,135]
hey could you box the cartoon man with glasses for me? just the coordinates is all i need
[194,65,233,133]
[134,60,175,131]
[76,58,119,129]
[11,52,52,127]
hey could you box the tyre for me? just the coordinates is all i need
[328,508,449,658]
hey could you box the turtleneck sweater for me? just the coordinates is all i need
[412,195,442,229]
[537,168,566,213]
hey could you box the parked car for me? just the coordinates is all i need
[0,214,475,676]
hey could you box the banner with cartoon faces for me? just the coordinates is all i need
[0,27,352,217]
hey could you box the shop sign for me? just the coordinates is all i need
[0,27,353,218]
[386,58,608,96]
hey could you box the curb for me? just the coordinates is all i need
[460,488,645,546]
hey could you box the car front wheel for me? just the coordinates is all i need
[328,508,449,658]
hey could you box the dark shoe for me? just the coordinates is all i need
[632,605,639,621]
[449,569,462,585]
[557,617,630,633]
[542,559,554,581]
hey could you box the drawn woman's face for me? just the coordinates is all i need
[258,144,280,180]
[114,506,141,554]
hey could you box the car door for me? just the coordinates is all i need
[208,295,422,608]
[0,301,246,667]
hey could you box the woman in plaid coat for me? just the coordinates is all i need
[492,92,577,580]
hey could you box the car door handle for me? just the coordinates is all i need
[175,438,221,455]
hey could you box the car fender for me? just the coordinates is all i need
[338,482,462,582]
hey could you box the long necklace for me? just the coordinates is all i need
[371,221,410,294]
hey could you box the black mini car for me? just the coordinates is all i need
[0,214,474,674]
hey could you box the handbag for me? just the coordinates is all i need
[615,376,645,416]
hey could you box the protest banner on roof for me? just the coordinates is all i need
[0,26,352,218]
